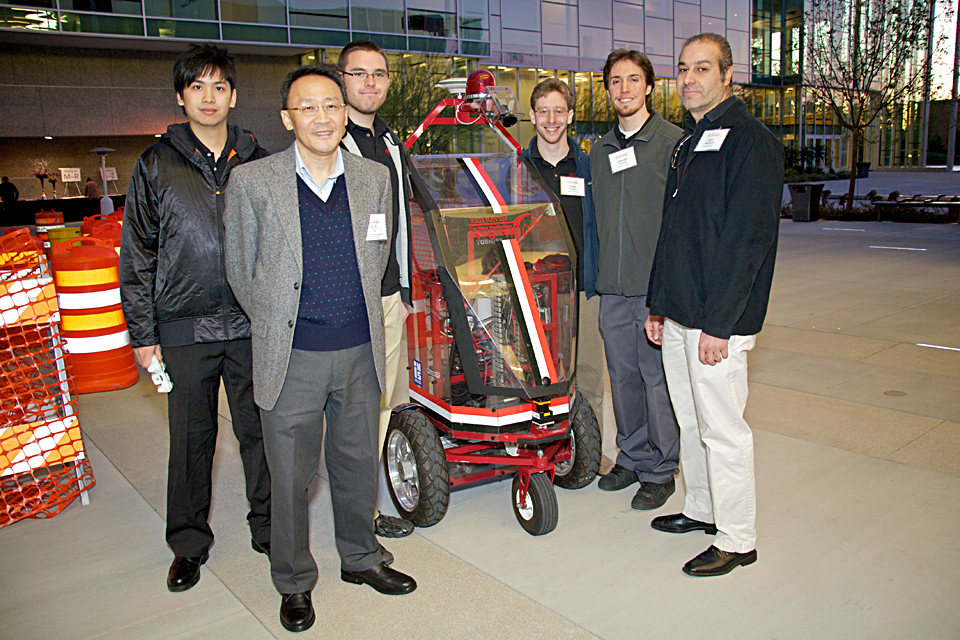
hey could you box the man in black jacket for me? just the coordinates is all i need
[645,33,783,577]
[119,44,271,593]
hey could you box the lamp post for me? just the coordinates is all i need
[89,147,115,214]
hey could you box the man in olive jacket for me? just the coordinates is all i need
[588,49,683,510]
[119,45,271,593]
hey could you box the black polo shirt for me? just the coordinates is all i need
[186,126,237,185]
[345,118,401,298]
[528,141,584,290]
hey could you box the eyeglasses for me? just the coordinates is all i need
[285,102,346,118]
[342,70,389,81]
[533,107,570,118]
[671,133,694,170]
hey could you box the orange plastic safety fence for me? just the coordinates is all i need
[0,229,94,529]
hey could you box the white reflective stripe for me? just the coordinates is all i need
[63,329,130,354]
[463,158,507,214]
[409,389,533,427]
[500,239,553,383]
[58,288,121,310]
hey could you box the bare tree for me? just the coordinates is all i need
[805,0,947,210]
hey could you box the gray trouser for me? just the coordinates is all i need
[260,344,381,595]
[577,291,606,431]
[598,295,680,483]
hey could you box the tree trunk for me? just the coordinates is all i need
[847,129,859,212]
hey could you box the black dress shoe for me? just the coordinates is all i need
[252,539,271,558]
[280,591,315,632]
[651,513,718,535]
[379,543,394,567]
[341,563,417,595]
[167,553,208,592]
[683,545,757,577]
[597,464,639,491]
[631,478,676,510]
[376,514,415,538]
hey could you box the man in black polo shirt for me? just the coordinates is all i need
[522,78,605,436]
[337,40,415,539]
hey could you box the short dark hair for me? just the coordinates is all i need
[681,33,734,79]
[603,49,655,91]
[173,44,237,97]
[337,40,389,73]
[1,177,7,181]
[530,78,575,112]
[280,64,347,110]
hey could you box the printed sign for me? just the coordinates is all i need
[412,359,423,387]
[101,167,118,181]
[59,168,81,182]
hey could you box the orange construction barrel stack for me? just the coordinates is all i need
[89,222,122,254]
[0,229,95,528]
[34,209,65,250]
[49,237,139,394]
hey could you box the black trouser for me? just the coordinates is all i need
[163,339,271,557]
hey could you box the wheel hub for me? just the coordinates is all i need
[387,431,420,511]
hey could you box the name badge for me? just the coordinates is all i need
[694,128,730,152]
[560,176,585,197]
[366,214,388,241]
[608,147,637,173]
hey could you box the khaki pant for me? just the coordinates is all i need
[661,319,757,553]
[378,291,407,453]
[577,292,606,431]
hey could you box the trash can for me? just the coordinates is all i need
[788,183,825,222]
[856,162,871,178]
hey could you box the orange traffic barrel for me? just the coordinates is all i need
[49,237,138,394]
[35,209,65,250]
[89,222,121,255]
[80,214,115,236]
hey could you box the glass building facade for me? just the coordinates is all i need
[0,0,923,167]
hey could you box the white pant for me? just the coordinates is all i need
[661,319,757,553]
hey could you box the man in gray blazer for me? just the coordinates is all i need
[223,65,417,634]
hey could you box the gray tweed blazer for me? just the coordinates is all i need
[223,144,393,411]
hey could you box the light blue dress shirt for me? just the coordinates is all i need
[294,142,345,202]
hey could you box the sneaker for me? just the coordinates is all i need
[597,464,639,491]
[630,477,675,510]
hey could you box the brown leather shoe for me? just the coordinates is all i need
[280,591,315,632]
[341,562,416,595]
[166,553,208,592]
[682,545,757,577]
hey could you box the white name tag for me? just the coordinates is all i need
[560,176,585,197]
[608,147,637,173]
[366,214,388,241]
[694,128,730,152]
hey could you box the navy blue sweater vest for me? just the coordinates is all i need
[292,175,370,351]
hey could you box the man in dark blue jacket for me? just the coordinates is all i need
[645,33,783,577]
[120,45,271,593]
[522,78,605,435]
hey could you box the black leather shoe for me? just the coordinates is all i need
[683,545,757,577]
[376,514,415,538]
[631,478,675,510]
[597,464,639,491]
[252,539,271,558]
[280,592,315,632]
[341,563,417,595]
[166,553,208,592]
[651,513,718,535]
[379,543,394,567]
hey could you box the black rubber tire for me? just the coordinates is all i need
[553,391,601,490]
[384,409,450,527]
[511,472,558,536]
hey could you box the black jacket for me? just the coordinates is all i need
[120,123,269,348]
[647,97,783,340]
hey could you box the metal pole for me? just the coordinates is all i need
[948,9,960,171]
[920,0,936,168]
